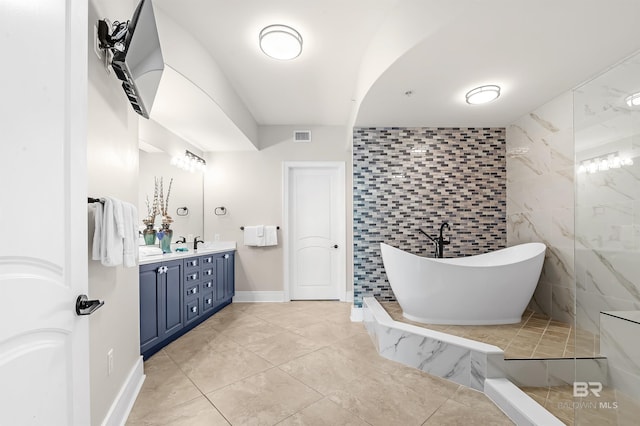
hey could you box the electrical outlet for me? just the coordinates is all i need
[107,349,114,376]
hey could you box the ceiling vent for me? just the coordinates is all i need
[293,130,312,143]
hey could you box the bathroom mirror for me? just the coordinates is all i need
[138,149,204,244]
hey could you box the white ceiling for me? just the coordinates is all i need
[152,0,640,141]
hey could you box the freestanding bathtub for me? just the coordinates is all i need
[380,242,546,325]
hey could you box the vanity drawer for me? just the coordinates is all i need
[185,299,200,323]
[200,255,214,266]
[184,270,199,283]
[202,291,214,313]
[185,282,200,298]
[202,267,214,279]
[202,279,214,290]
[184,258,200,270]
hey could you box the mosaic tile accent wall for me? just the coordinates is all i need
[353,127,506,307]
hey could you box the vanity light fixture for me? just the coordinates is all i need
[625,92,640,107]
[259,24,303,60]
[170,150,206,173]
[577,152,633,174]
[465,85,501,105]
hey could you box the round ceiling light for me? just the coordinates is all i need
[259,24,303,60]
[465,85,501,105]
[624,92,640,107]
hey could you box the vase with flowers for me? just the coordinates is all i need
[143,176,174,252]
[158,177,174,253]
[142,193,159,245]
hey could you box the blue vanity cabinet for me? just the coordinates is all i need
[224,252,235,300]
[139,251,235,359]
[139,259,184,357]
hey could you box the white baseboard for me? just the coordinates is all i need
[233,291,286,303]
[101,356,145,426]
[351,306,363,322]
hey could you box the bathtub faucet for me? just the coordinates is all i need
[418,222,450,258]
[438,222,450,258]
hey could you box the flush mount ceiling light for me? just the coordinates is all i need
[465,85,501,105]
[259,24,303,60]
[624,92,640,107]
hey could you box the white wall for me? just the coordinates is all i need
[88,0,141,424]
[203,126,353,297]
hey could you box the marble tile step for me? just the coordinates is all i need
[362,297,564,425]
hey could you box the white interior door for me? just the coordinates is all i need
[0,1,90,424]
[285,163,345,300]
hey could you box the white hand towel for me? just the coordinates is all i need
[264,226,278,246]
[256,225,264,238]
[91,200,104,261]
[122,202,138,267]
[243,226,265,246]
[100,197,124,267]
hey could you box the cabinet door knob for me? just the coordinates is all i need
[206,298,212,304]
[191,306,197,313]
[224,254,229,259]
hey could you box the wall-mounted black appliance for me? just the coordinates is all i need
[97,0,164,119]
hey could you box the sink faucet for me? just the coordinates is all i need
[419,222,450,258]
[193,236,204,250]
[176,236,186,244]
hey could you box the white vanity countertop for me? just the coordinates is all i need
[138,241,236,266]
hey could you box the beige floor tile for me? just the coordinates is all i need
[423,398,514,425]
[289,319,363,346]
[128,352,203,421]
[126,396,229,426]
[163,325,241,366]
[219,318,289,345]
[204,308,267,332]
[206,368,322,425]
[278,346,371,395]
[244,330,324,365]
[258,309,326,332]
[329,329,385,366]
[275,397,370,426]
[450,386,507,414]
[328,374,448,426]
[180,346,273,393]
[388,366,460,400]
[238,302,308,317]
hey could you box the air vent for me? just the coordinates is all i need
[293,130,312,143]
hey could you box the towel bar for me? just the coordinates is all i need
[240,226,279,230]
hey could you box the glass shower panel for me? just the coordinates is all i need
[574,52,640,425]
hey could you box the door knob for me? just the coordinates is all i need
[333,244,338,249]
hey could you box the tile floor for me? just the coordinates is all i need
[381,302,597,359]
[127,301,514,425]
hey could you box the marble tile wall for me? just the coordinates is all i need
[573,53,640,339]
[573,51,640,418]
[353,127,506,308]
[506,92,575,323]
